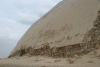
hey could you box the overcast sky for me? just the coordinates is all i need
[0,0,62,58]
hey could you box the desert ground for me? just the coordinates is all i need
[0,47,100,67]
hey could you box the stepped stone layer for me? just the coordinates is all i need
[9,0,100,58]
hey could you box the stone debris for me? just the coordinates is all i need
[17,56,19,59]
[73,54,81,59]
[35,59,39,62]
[67,59,75,64]
[94,51,100,57]
[88,60,93,63]
[54,59,61,62]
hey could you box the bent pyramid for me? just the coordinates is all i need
[9,0,100,58]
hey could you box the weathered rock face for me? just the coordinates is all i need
[9,0,100,58]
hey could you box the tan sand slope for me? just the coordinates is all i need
[9,0,100,58]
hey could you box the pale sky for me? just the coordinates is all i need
[0,0,62,58]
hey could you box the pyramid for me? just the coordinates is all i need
[9,0,100,58]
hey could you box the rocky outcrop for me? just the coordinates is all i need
[8,0,100,58]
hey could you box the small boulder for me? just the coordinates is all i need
[67,59,75,64]
[73,54,81,59]
[54,59,61,62]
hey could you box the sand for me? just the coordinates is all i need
[1,48,100,67]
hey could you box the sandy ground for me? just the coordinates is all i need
[0,48,100,67]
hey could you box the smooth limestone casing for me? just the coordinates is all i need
[9,0,100,57]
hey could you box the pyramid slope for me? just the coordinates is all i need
[9,0,100,57]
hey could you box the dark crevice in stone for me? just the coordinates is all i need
[20,49,26,56]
